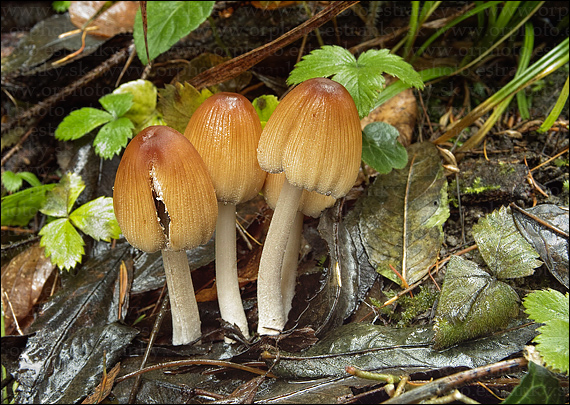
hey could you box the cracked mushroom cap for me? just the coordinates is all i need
[257,78,361,199]
[184,92,266,205]
[113,126,218,252]
[262,173,336,218]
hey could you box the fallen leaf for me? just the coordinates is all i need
[1,243,55,335]
[69,1,138,38]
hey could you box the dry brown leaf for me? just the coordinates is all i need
[81,362,121,404]
[69,1,138,38]
[360,82,418,147]
[1,243,55,335]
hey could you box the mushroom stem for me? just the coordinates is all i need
[216,201,250,340]
[161,249,202,345]
[280,211,303,320]
[257,179,303,335]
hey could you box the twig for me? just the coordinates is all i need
[1,128,34,167]
[510,202,569,238]
[381,357,528,404]
[1,44,132,136]
[530,147,569,172]
[189,1,359,90]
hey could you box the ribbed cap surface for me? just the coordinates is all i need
[113,126,218,252]
[257,78,361,198]
[184,93,266,205]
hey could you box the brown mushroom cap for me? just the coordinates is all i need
[262,173,336,218]
[113,126,218,252]
[257,78,362,199]
[184,92,266,205]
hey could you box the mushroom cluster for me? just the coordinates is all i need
[113,77,361,344]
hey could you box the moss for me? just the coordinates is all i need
[371,286,439,327]
[464,177,501,194]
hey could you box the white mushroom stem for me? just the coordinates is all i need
[280,211,303,320]
[216,201,250,340]
[257,179,304,335]
[161,249,201,345]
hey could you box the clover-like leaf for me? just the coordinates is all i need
[524,289,569,374]
[55,108,113,141]
[1,171,42,193]
[288,45,423,118]
[98,93,133,118]
[69,197,121,242]
[473,206,542,279]
[361,122,408,174]
[93,118,135,159]
[40,173,85,218]
[39,218,85,271]
[133,1,215,65]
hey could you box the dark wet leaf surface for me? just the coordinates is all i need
[263,321,537,379]
[14,244,138,403]
[512,204,569,288]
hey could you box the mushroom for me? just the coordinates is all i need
[113,125,218,345]
[262,172,336,320]
[184,93,266,340]
[256,78,361,335]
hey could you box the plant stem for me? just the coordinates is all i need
[216,202,250,340]
[257,179,303,335]
[161,249,201,345]
[281,211,304,319]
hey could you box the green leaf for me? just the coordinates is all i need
[55,108,113,141]
[361,122,408,174]
[1,184,56,226]
[69,197,121,242]
[39,218,85,271]
[2,170,23,193]
[93,118,135,159]
[113,79,159,128]
[472,206,542,279]
[2,171,42,193]
[288,45,423,118]
[157,82,213,133]
[40,173,85,218]
[433,256,520,350]
[252,95,279,128]
[524,289,569,374]
[52,1,70,13]
[502,361,564,404]
[98,93,133,118]
[133,1,215,65]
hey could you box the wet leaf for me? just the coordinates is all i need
[1,184,56,226]
[0,243,56,335]
[39,218,85,270]
[40,172,85,217]
[433,256,520,350]
[513,204,569,288]
[93,117,135,159]
[502,361,564,404]
[81,362,121,404]
[266,321,537,378]
[69,196,121,242]
[472,206,542,279]
[133,1,215,65]
[54,108,113,142]
[157,82,213,133]
[14,245,135,403]
[358,142,449,285]
[361,122,408,174]
[69,1,138,38]
[1,14,106,74]
[113,79,160,129]
[523,289,569,374]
